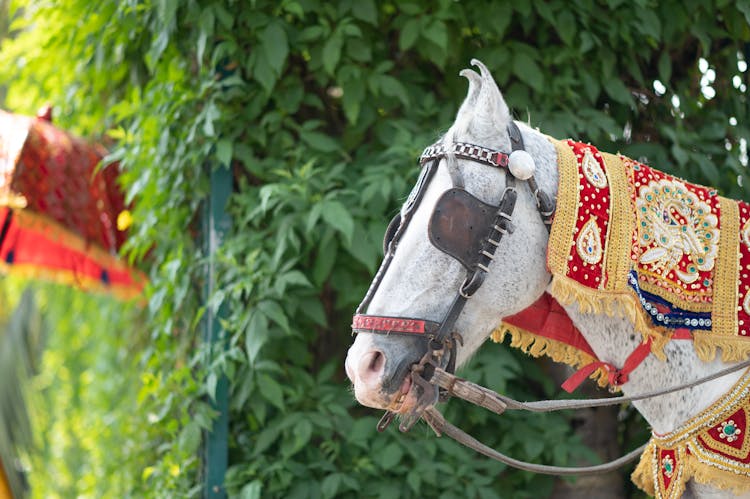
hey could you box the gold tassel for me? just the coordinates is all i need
[491,323,609,388]
[630,441,656,497]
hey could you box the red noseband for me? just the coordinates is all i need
[351,314,441,336]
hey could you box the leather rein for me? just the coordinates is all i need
[350,123,750,475]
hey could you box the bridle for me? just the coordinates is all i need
[352,122,555,430]
[349,122,750,475]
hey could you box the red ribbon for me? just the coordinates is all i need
[562,338,654,393]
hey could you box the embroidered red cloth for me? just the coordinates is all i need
[547,139,750,362]
[0,109,145,298]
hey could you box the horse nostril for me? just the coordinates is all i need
[368,351,385,374]
[358,350,386,385]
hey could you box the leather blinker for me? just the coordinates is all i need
[428,188,498,271]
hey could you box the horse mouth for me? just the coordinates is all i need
[386,375,414,413]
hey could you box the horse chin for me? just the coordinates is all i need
[352,373,416,413]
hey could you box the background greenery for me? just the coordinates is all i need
[1,0,748,497]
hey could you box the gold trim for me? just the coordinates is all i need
[547,138,579,277]
[601,152,632,292]
[707,197,740,361]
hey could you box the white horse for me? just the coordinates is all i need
[345,60,750,498]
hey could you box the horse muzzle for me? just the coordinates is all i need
[345,334,427,412]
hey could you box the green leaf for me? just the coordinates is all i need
[178,421,201,455]
[406,469,421,493]
[216,139,233,167]
[321,473,342,499]
[739,0,750,24]
[399,18,422,50]
[253,425,282,456]
[522,435,545,458]
[258,374,285,410]
[312,235,337,286]
[253,51,277,93]
[320,200,354,243]
[344,224,378,272]
[378,75,409,106]
[422,20,447,50]
[261,22,289,75]
[556,11,576,45]
[636,9,661,40]
[257,300,290,333]
[285,419,312,456]
[658,51,672,84]
[322,31,344,75]
[351,0,377,24]
[239,481,262,499]
[604,77,632,105]
[300,130,339,152]
[376,442,403,468]
[245,311,270,363]
[206,371,218,402]
[342,76,365,124]
[512,53,544,91]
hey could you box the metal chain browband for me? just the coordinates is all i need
[419,142,510,169]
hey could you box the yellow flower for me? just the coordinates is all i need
[117,210,133,231]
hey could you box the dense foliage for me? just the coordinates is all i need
[1,0,749,497]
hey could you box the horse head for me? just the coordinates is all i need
[345,60,558,416]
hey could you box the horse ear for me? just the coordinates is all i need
[469,59,511,136]
[455,68,482,122]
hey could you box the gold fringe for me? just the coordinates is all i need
[549,275,672,360]
[630,441,658,497]
[693,331,750,363]
[685,456,750,495]
[490,322,609,388]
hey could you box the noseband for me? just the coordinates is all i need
[351,122,555,430]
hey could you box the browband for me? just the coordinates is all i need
[420,142,510,169]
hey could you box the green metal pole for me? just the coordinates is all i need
[202,165,231,498]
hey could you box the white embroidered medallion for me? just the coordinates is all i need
[636,179,719,284]
[582,149,608,188]
[576,217,603,265]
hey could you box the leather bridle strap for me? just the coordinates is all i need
[432,359,750,414]
[422,407,648,476]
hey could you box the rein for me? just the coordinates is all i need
[350,122,750,476]
[420,360,750,475]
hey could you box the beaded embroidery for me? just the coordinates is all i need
[576,217,603,265]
